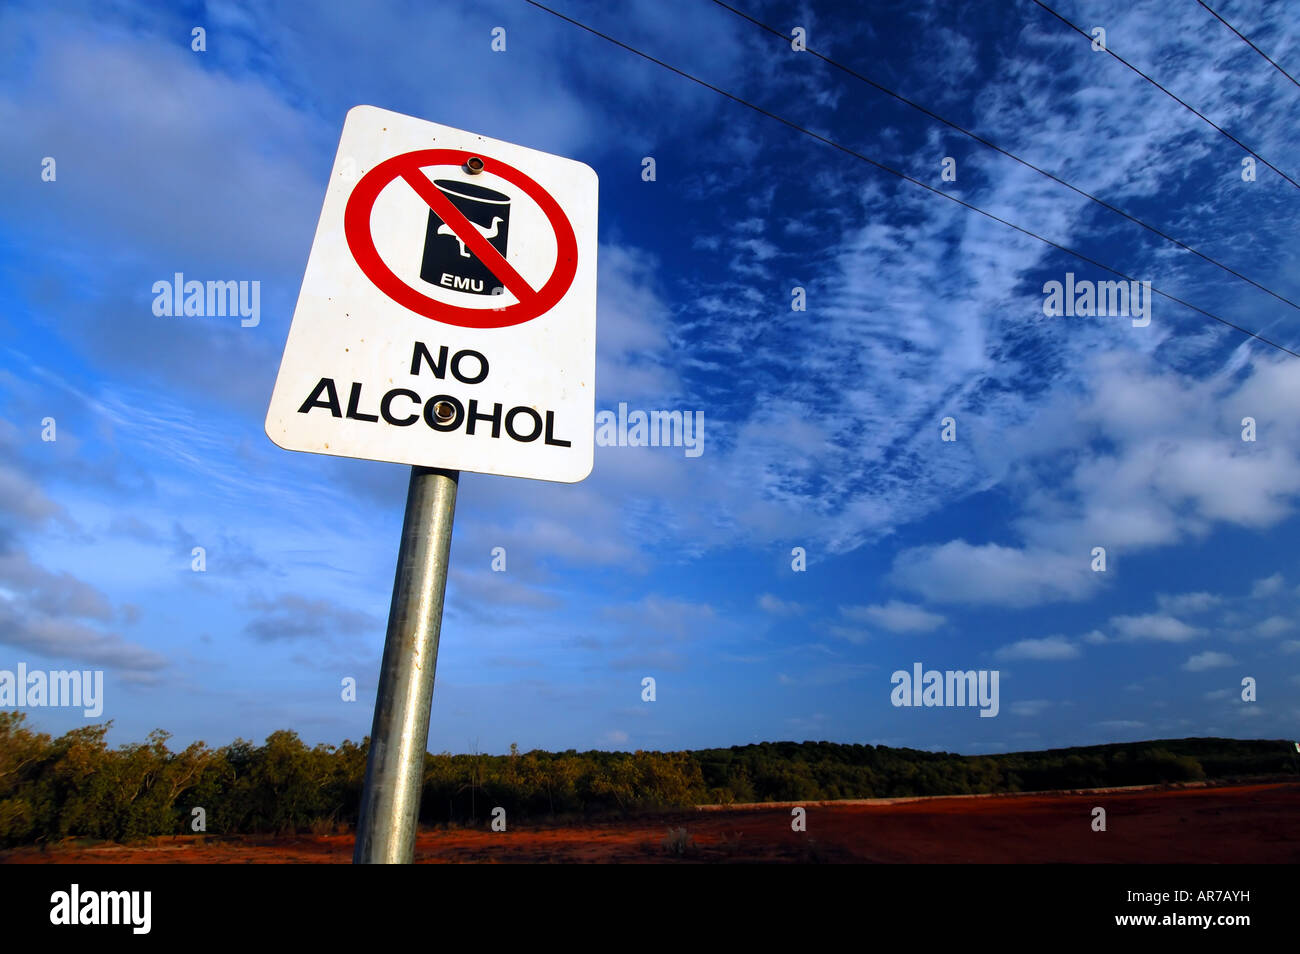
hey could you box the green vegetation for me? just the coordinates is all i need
[0,712,1294,846]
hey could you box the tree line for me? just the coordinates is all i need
[0,712,1293,846]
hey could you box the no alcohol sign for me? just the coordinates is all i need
[266,105,598,482]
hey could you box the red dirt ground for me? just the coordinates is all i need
[3,781,1296,863]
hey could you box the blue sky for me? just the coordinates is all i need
[2,0,1299,756]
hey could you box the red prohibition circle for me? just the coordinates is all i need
[343,148,578,329]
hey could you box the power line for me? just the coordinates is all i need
[709,0,1300,315]
[1030,0,1300,191]
[1197,0,1300,89]
[521,0,1300,359]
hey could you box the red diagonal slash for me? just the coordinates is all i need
[399,168,536,306]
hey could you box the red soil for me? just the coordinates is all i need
[4,781,1296,864]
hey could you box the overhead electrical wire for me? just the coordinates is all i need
[709,0,1300,315]
[1197,0,1300,89]
[521,0,1300,359]
[1031,0,1300,191]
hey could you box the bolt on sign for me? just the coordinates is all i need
[266,105,598,482]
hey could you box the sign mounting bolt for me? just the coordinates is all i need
[434,401,456,422]
[465,156,485,175]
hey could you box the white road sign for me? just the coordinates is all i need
[265,105,598,482]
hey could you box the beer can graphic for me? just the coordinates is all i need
[419,179,511,296]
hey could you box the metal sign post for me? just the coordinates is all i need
[353,465,459,864]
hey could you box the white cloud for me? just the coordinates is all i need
[595,243,680,404]
[839,600,945,633]
[1111,614,1202,642]
[1251,573,1285,598]
[758,593,803,616]
[994,635,1081,661]
[890,541,1095,608]
[1253,616,1294,638]
[1156,592,1221,615]
[894,351,1300,609]
[1183,651,1235,672]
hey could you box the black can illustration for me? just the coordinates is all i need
[419,179,511,296]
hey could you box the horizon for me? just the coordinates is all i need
[5,707,1291,764]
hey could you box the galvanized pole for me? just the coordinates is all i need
[354,465,459,864]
